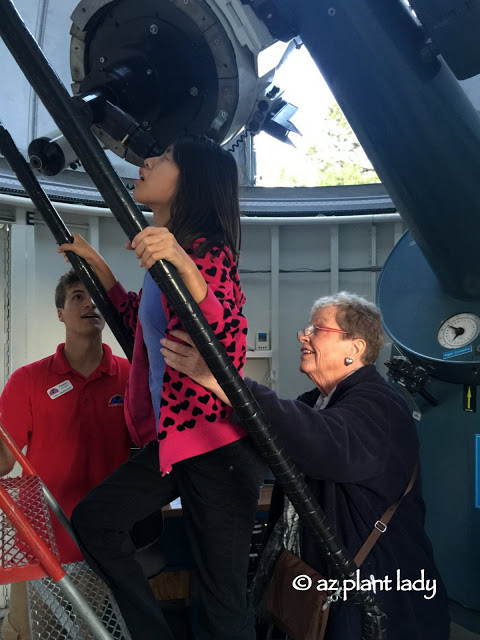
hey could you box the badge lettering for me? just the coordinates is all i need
[47,380,73,399]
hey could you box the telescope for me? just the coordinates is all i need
[3,0,480,633]
[28,0,301,175]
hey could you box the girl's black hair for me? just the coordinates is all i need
[169,135,241,261]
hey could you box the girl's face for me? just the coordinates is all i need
[133,147,180,224]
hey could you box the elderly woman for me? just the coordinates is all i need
[160,292,450,640]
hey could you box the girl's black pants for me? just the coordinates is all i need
[71,438,264,640]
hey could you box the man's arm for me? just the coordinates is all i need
[0,368,31,476]
[0,433,15,476]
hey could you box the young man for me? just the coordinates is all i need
[0,269,132,640]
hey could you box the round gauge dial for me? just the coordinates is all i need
[437,313,480,349]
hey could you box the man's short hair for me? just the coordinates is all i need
[55,269,81,308]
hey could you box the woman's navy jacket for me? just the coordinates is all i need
[246,365,450,640]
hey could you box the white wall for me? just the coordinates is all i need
[0,226,8,392]
[240,219,402,398]
[2,206,404,399]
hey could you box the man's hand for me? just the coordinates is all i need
[160,330,232,406]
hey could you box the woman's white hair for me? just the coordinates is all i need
[310,291,384,364]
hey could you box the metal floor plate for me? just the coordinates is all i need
[27,562,131,640]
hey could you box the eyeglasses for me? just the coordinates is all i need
[297,324,347,340]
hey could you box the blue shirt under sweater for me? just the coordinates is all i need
[138,271,167,425]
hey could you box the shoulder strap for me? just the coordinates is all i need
[354,461,418,567]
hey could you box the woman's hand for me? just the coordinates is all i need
[160,330,232,406]
[57,233,102,266]
[57,233,117,291]
[131,227,192,272]
[132,228,208,303]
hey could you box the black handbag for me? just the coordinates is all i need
[265,464,418,640]
[266,548,334,640]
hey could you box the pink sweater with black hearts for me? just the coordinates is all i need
[108,241,248,474]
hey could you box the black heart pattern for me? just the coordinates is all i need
[171,400,190,414]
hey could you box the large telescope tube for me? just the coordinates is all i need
[274,0,480,299]
[0,0,386,637]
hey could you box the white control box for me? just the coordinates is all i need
[255,330,270,350]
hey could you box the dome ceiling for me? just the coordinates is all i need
[1,0,480,188]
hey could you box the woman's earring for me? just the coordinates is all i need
[345,357,353,366]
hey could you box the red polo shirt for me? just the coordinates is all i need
[0,344,131,563]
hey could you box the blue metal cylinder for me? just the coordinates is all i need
[378,234,480,621]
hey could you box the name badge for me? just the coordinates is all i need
[47,380,74,399]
